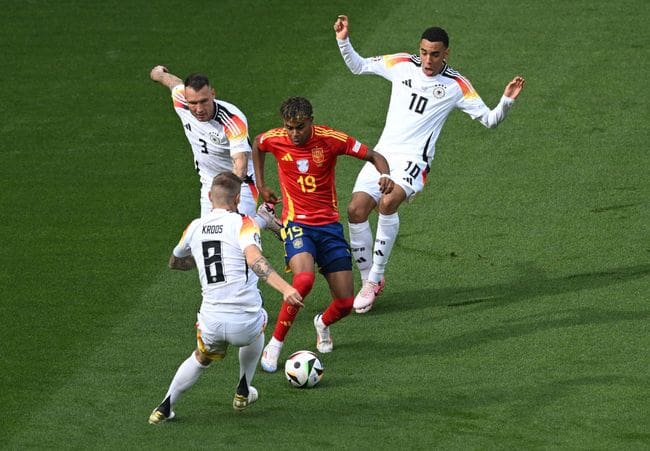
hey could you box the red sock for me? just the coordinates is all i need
[321,297,354,326]
[272,272,315,341]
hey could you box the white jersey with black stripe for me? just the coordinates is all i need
[338,39,513,163]
[171,85,254,187]
[173,209,263,313]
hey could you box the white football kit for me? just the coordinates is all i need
[171,85,257,217]
[173,209,267,354]
[337,38,515,200]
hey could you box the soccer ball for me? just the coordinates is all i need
[284,350,324,388]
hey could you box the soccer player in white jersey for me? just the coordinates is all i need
[148,172,303,424]
[149,65,282,236]
[333,15,526,313]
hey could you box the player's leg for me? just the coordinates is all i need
[353,186,406,313]
[355,159,427,313]
[237,181,258,218]
[200,184,212,217]
[370,185,406,280]
[262,229,316,372]
[233,309,266,410]
[314,267,355,353]
[148,349,213,424]
[348,192,377,281]
[348,162,382,281]
[265,253,314,343]
[241,178,284,239]
[149,316,226,423]
[312,224,355,353]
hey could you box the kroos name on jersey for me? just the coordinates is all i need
[202,225,223,234]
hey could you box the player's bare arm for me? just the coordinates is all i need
[231,152,248,180]
[334,15,349,40]
[252,138,280,204]
[364,149,394,194]
[249,254,274,281]
[168,254,196,271]
[503,76,526,100]
[245,246,304,307]
[150,65,183,90]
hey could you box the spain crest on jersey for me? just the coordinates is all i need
[297,159,309,173]
[311,147,325,165]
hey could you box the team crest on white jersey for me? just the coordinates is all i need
[209,131,224,144]
[297,159,309,173]
[433,84,446,99]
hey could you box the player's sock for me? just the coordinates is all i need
[369,213,400,283]
[164,353,209,407]
[272,272,314,341]
[253,213,268,229]
[239,332,264,389]
[322,297,354,325]
[348,221,373,281]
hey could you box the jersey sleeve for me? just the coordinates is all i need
[337,38,410,82]
[217,103,252,156]
[237,215,262,252]
[171,84,188,110]
[451,74,515,128]
[344,135,369,159]
[472,95,515,128]
[172,219,198,257]
[256,129,283,153]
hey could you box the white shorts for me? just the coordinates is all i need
[200,182,257,217]
[352,154,428,203]
[196,308,267,359]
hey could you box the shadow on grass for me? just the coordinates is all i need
[379,263,650,313]
[345,263,650,356]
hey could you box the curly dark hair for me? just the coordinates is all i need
[280,96,313,121]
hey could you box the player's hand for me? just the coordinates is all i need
[150,65,169,81]
[283,287,304,307]
[259,186,279,204]
[334,15,349,40]
[503,75,525,100]
[378,174,394,194]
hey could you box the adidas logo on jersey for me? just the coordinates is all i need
[281,154,293,161]
[401,79,412,88]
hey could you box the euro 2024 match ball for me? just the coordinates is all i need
[284,350,324,388]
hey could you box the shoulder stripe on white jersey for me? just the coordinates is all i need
[215,103,244,136]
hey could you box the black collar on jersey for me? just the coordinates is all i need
[211,100,220,121]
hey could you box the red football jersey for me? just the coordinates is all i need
[256,125,369,225]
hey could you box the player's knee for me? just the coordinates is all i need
[347,202,369,223]
[293,272,315,297]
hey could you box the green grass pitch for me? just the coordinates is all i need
[1,0,648,449]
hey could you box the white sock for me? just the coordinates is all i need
[239,333,264,389]
[253,214,268,230]
[348,221,373,281]
[164,353,209,407]
[268,336,283,349]
[369,213,399,283]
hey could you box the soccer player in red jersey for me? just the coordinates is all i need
[252,97,394,372]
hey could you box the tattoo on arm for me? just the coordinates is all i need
[169,255,196,271]
[250,256,274,281]
[231,153,248,180]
